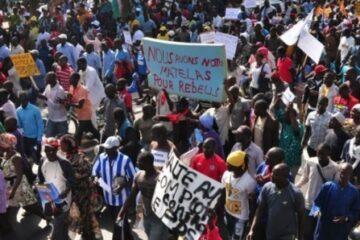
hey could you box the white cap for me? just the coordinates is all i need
[101,136,121,149]
[332,112,346,125]
[58,34,67,40]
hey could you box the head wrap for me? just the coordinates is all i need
[43,138,59,149]
[0,133,17,149]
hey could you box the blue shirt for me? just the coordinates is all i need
[56,43,77,69]
[119,118,132,139]
[16,103,44,141]
[109,48,131,76]
[315,181,360,240]
[84,51,101,73]
[34,58,46,90]
[0,45,10,60]
[92,152,136,206]
[103,49,115,78]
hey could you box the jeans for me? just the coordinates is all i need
[23,137,41,164]
[46,120,68,138]
[143,214,169,240]
[225,212,247,240]
[75,120,100,144]
[51,211,69,240]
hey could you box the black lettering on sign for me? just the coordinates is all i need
[167,156,187,180]
[194,181,224,206]
[181,171,196,188]
[179,188,193,204]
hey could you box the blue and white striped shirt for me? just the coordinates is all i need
[92,151,136,206]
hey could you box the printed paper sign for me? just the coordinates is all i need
[152,151,224,240]
[281,87,296,105]
[151,149,169,167]
[200,31,215,43]
[10,53,40,78]
[123,30,132,45]
[224,8,240,20]
[143,37,227,102]
[36,183,63,209]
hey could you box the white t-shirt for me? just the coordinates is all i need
[250,62,271,89]
[222,171,257,220]
[1,100,17,120]
[41,159,72,211]
[43,83,67,122]
[338,36,355,62]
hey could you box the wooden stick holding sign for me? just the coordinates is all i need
[29,76,40,92]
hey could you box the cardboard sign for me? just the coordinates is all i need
[123,30,132,45]
[143,38,227,102]
[214,32,238,60]
[200,31,216,43]
[151,151,224,240]
[224,8,240,20]
[10,53,40,78]
[298,30,324,64]
[356,1,360,18]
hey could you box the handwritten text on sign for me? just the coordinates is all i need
[10,53,40,78]
[143,38,227,102]
[152,151,224,240]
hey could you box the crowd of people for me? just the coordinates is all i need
[1,0,360,240]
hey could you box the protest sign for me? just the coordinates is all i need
[36,183,63,209]
[281,88,296,106]
[152,151,224,240]
[151,149,169,167]
[143,38,227,102]
[298,30,324,64]
[123,30,132,45]
[243,0,257,9]
[280,9,313,45]
[224,8,240,20]
[10,53,40,78]
[214,32,238,60]
[200,31,215,43]
[356,2,360,18]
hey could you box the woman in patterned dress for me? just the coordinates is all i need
[0,133,43,217]
[59,134,102,240]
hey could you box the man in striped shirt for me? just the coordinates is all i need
[56,55,73,92]
[92,136,136,240]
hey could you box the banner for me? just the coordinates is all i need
[298,30,324,63]
[151,151,224,240]
[214,32,238,60]
[10,53,40,78]
[143,38,227,102]
[224,8,240,20]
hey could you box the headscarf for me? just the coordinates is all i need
[0,133,17,149]
[59,134,78,158]
[43,137,60,149]
[199,114,214,130]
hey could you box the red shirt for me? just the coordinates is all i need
[118,89,132,110]
[56,65,73,92]
[190,153,226,182]
[334,95,359,117]
[277,57,293,84]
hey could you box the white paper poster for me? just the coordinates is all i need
[281,87,296,106]
[151,149,169,167]
[224,8,240,20]
[243,0,258,9]
[123,30,132,45]
[215,32,238,60]
[200,31,216,43]
[298,30,324,63]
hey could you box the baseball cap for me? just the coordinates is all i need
[314,64,328,74]
[227,151,246,167]
[101,136,121,149]
[58,34,67,40]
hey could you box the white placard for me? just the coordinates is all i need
[298,30,324,64]
[281,87,296,106]
[243,0,258,9]
[151,149,169,167]
[225,8,240,20]
[123,30,132,45]
[200,31,216,43]
[215,32,238,60]
[151,151,224,240]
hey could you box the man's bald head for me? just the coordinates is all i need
[266,147,285,168]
